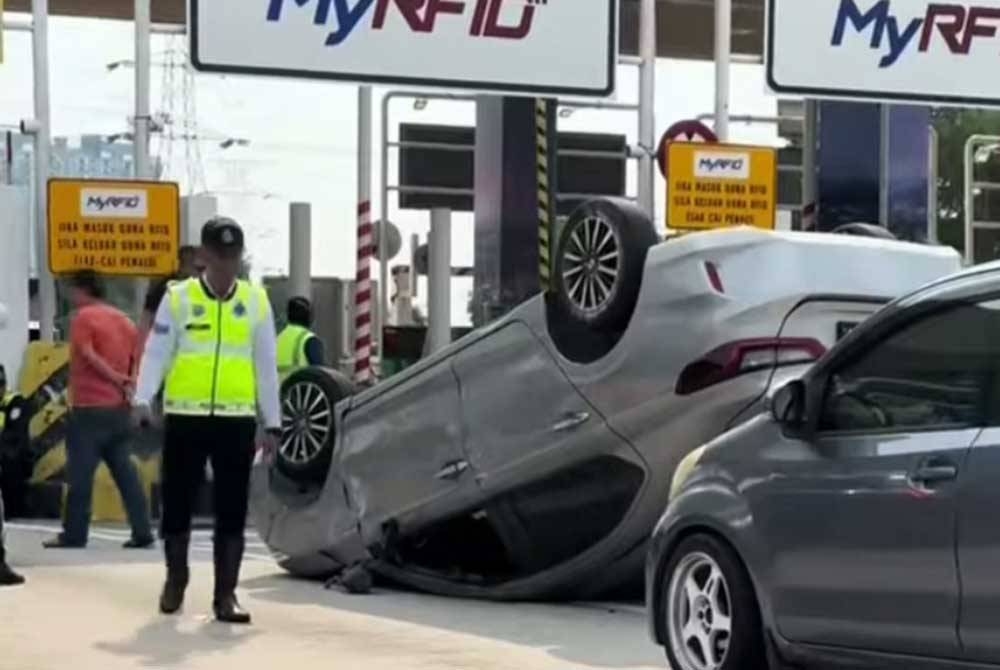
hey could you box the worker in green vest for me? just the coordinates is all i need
[0,364,27,586]
[276,297,325,381]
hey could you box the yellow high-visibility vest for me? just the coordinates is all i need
[276,324,313,382]
[163,278,268,417]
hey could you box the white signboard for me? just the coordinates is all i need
[766,0,1000,106]
[190,0,618,97]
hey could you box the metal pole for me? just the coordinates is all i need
[928,126,939,244]
[134,0,152,315]
[4,131,12,186]
[31,0,55,341]
[964,136,976,265]
[638,0,656,218]
[427,208,451,354]
[536,98,555,293]
[289,202,312,301]
[879,104,891,230]
[354,85,375,384]
[801,100,818,231]
[714,0,731,141]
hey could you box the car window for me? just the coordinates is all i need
[819,299,1000,434]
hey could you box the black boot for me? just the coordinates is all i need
[213,534,251,624]
[159,533,190,614]
[0,546,24,587]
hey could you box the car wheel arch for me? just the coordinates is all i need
[651,512,773,648]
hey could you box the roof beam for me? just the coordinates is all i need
[4,0,765,60]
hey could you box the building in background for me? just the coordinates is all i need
[1,132,163,331]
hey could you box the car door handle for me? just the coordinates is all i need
[910,462,958,484]
[435,460,469,481]
[552,411,591,432]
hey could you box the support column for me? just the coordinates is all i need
[816,101,930,242]
[473,96,555,326]
[289,202,312,302]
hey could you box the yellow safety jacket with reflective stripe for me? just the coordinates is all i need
[163,278,266,418]
[276,324,313,382]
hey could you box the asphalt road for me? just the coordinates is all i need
[0,522,665,670]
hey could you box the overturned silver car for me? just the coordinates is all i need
[251,198,961,600]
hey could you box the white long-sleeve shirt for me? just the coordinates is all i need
[133,278,282,429]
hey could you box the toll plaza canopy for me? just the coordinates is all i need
[4,0,765,60]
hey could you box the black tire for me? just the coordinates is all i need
[661,534,766,670]
[831,222,897,240]
[553,197,658,333]
[276,367,355,483]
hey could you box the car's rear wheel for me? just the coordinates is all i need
[662,534,766,670]
[553,197,658,333]
[277,367,354,483]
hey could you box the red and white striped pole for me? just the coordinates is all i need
[354,85,375,385]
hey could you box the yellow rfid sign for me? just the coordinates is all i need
[667,142,777,232]
[47,178,181,277]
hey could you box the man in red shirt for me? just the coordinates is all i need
[43,271,154,549]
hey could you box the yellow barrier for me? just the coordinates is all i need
[19,342,161,523]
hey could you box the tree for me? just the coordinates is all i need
[931,108,1000,253]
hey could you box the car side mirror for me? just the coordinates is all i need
[771,380,806,429]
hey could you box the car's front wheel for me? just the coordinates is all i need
[662,534,766,670]
[277,367,354,483]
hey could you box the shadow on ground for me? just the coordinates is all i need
[93,616,259,667]
[240,572,663,669]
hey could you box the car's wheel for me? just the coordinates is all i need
[831,222,897,239]
[277,367,354,483]
[662,534,766,670]
[553,197,658,333]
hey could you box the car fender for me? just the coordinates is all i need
[647,475,776,646]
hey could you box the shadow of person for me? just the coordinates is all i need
[239,572,660,669]
[94,614,259,667]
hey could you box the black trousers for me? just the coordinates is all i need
[161,415,256,538]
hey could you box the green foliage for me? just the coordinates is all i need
[931,108,1000,252]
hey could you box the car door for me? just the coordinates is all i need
[339,357,478,548]
[451,321,622,497]
[953,301,1000,664]
[756,299,994,659]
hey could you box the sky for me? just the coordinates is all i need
[0,13,783,325]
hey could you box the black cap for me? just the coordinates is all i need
[201,217,245,257]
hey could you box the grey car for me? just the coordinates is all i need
[647,260,1000,670]
[253,198,959,601]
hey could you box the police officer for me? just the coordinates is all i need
[276,297,325,381]
[133,217,281,624]
[0,365,27,586]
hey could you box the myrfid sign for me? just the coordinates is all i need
[190,0,618,97]
[767,0,1000,106]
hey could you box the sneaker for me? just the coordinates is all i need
[123,536,155,549]
[42,536,85,549]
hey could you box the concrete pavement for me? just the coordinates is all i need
[0,522,665,670]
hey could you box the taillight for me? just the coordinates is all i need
[675,337,826,396]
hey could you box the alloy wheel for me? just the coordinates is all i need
[279,381,333,465]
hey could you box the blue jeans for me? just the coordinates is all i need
[63,407,152,545]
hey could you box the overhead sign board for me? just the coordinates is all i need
[767,0,1000,106]
[190,0,617,97]
[667,143,777,231]
[47,179,181,277]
